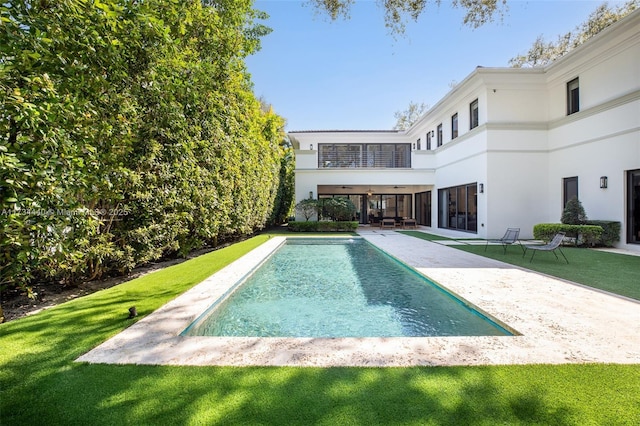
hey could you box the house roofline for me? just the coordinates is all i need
[288,129,401,134]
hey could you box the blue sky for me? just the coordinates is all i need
[246,0,615,131]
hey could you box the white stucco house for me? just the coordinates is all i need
[290,10,640,252]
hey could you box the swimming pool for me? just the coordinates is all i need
[183,238,512,338]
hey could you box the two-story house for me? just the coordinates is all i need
[290,9,640,252]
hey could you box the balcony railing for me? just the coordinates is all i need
[318,143,411,168]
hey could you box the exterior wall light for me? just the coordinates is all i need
[479,183,484,193]
[600,176,608,188]
[309,191,313,199]
[310,144,313,150]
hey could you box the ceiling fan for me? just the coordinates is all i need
[336,185,353,189]
[387,185,406,189]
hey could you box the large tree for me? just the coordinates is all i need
[308,0,508,34]
[509,0,639,67]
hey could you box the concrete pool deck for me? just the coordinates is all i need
[77,230,640,367]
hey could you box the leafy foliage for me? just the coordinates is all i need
[288,221,358,232]
[509,0,639,67]
[585,220,621,247]
[308,0,508,35]
[0,0,293,295]
[533,224,603,247]
[320,197,356,221]
[561,197,588,225]
[393,101,429,130]
[295,198,319,221]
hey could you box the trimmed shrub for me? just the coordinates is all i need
[585,220,621,247]
[288,221,318,232]
[561,196,588,224]
[287,221,358,232]
[533,223,603,246]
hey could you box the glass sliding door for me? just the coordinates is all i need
[381,194,396,219]
[438,189,449,229]
[347,194,363,223]
[628,170,640,244]
[438,183,478,233]
[396,194,412,219]
[367,195,382,224]
[467,184,477,232]
[415,191,432,226]
[367,194,412,223]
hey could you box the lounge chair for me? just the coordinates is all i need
[484,227,523,254]
[522,232,568,263]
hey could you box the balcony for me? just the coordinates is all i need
[318,143,411,169]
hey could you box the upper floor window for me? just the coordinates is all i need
[567,77,579,115]
[470,99,479,129]
[416,138,421,150]
[437,124,443,147]
[563,176,578,208]
[451,113,458,139]
[426,132,431,150]
[318,143,411,168]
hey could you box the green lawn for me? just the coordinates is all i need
[398,230,454,241]
[450,241,640,301]
[1,232,639,425]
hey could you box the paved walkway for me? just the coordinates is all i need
[77,231,640,367]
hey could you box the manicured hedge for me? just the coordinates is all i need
[288,221,359,232]
[534,222,621,247]
[0,1,293,295]
[533,224,603,246]
[585,220,621,247]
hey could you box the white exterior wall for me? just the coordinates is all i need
[290,10,640,251]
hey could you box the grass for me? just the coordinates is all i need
[397,230,454,241]
[1,232,640,425]
[451,242,640,301]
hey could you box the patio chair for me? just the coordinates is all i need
[484,227,524,254]
[522,232,569,263]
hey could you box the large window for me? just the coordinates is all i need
[436,124,443,147]
[438,183,477,233]
[470,99,479,129]
[451,113,458,139]
[318,143,411,168]
[567,77,579,115]
[366,194,412,223]
[563,176,578,208]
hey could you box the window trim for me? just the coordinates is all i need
[451,113,458,139]
[563,176,579,209]
[437,183,478,233]
[470,99,479,129]
[567,77,579,115]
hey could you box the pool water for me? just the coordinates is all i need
[183,238,512,337]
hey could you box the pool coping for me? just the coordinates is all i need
[76,232,640,367]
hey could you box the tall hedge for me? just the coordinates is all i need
[0,0,293,295]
